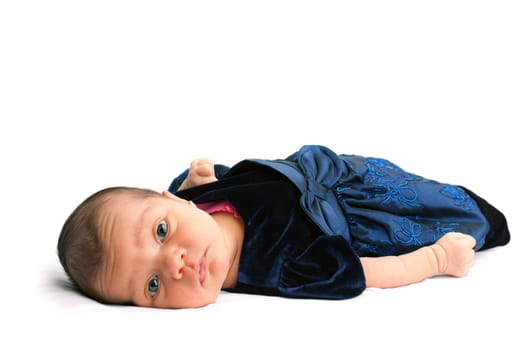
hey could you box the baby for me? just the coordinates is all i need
[58,145,510,308]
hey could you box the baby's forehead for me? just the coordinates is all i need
[102,191,152,211]
[97,193,141,237]
[100,192,159,234]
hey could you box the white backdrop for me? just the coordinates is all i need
[1,1,523,349]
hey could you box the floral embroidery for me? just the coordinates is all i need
[440,186,475,211]
[366,158,403,178]
[332,151,488,256]
[432,221,460,241]
[374,182,421,208]
[394,218,423,246]
[365,158,422,182]
[365,158,422,208]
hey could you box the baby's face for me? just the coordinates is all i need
[96,191,232,308]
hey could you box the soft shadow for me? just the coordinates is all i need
[51,274,76,292]
[45,265,78,294]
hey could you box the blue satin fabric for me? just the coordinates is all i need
[254,145,499,253]
[169,145,510,300]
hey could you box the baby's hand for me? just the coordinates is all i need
[435,232,476,277]
[178,158,217,190]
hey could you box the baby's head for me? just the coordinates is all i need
[57,187,161,303]
[58,187,233,308]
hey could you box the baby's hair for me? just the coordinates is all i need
[57,186,161,303]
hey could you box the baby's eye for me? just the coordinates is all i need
[148,276,159,297]
[156,220,168,243]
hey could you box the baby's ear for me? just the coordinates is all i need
[161,191,189,204]
[162,190,178,200]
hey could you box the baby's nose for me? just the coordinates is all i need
[160,246,187,279]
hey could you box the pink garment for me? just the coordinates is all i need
[196,200,241,219]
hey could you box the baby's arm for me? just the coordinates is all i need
[361,232,476,288]
[177,158,218,190]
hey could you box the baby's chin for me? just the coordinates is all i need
[173,289,221,309]
[172,297,217,309]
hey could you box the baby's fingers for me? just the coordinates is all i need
[464,235,476,249]
[190,158,214,177]
[436,232,477,277]
[454,232,476,249]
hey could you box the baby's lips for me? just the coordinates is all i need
[198,254,207,284]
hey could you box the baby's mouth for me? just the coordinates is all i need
[198,253,207,284]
